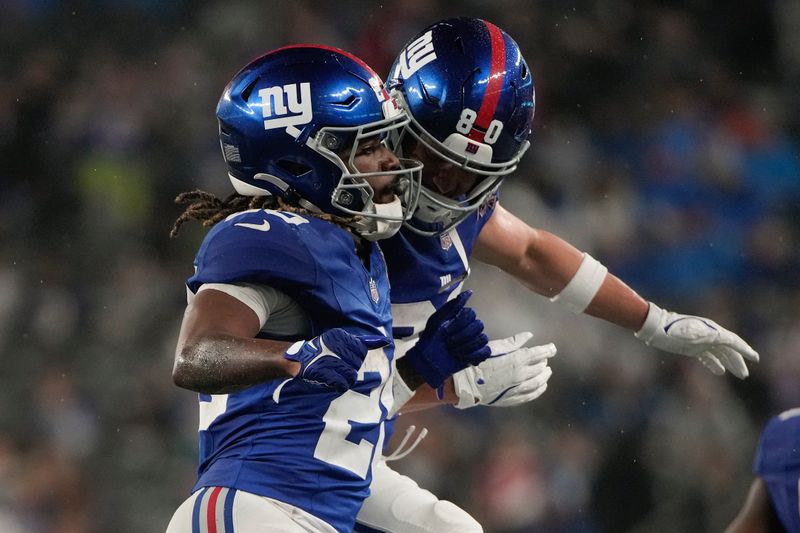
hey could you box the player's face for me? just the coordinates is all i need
[407,141,477,198]
[344,137,403,203]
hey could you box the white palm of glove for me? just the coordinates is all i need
[452,332,556,409]
[635,302,759,379]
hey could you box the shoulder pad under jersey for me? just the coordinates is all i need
[187,209,355,293]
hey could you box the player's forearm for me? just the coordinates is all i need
[394,380,457,415]
[584,273,649,330]
[392,357,458,416]
[173,335,298,394]
[395,356,427,391]
[524,232,648,330]
[479,227,648,331]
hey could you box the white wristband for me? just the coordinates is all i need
[549,253,608,313]
[388,370,414,418]
[452,367,480,409]
[634,302,664,344]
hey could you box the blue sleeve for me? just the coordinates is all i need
[754,409,800,533]
[754,410,800,478]
[187,212,318,294]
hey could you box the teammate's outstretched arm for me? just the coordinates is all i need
[474,203,759,378]
[173,288,377,394]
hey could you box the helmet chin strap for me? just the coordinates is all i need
[413,186,465,224]
[356,195,405,241]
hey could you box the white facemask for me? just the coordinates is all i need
[358,195,405,241]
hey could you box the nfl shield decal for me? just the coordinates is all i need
[439,231,453,251]
[369,278,380,303]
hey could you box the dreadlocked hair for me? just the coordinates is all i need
[169,189,361,241]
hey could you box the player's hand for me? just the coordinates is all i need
[285,329,390,392]
[453,332,556,409]
[635,302,759,379]
[403,290,491,389]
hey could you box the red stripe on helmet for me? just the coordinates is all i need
[468,21,506,142]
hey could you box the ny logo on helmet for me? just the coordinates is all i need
[258,83,313,133]
[394,30,437,79]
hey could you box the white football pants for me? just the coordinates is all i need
[354,458,483,532]
[166,486,337,533]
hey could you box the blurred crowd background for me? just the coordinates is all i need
[2,1,799,532]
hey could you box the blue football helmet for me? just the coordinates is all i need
[217,45,422,239]
[388,17,535,235]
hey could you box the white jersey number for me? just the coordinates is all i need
[314,348,391,479]
[198,394,228,431]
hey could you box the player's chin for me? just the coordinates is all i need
[367,173,396,192]
[373,195,397,205]
[372,185,398,204]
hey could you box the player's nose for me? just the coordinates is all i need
[377,145,400,171]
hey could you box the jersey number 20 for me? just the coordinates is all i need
[313,349,390,479]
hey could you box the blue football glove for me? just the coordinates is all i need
[404,290,491,389]
[285,329,390,392]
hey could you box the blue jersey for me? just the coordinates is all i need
[378,193,497,444]
[754,408,800,533]
[186,209,394,533]
[381,192,498,338]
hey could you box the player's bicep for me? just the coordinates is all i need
[176,288,262,352]
[475,203,586,297]
[473,203,538,271]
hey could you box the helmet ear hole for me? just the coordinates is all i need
[277,159,312,178]
[333,94,359,108]
[241,77,260,102]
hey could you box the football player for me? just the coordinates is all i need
[165,45,492,533]
[353,17,761,533]
[725,408,800,533]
